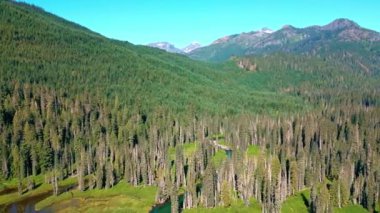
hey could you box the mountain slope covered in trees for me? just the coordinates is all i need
[0,1,379,212]
[0,0,308,116]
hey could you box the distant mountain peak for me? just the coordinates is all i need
[281,25,296,30]
[322,18,359,30]
[260,27,274,34]
[147,41,202,54]
[147,42,183,54]
[211,28,273,46]
[212,35,234,45]
[182,42,202,53]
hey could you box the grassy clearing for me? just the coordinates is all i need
[281,189,369,213]
[217,140,230,147]
[183,143,198,159]
[281,189,310,213]
[246,145,260,157]
[210,134,225,140]
[169,142,198,161]
[0,175,44,193]
[0,175,77,207]
[35,181,157,213]
[334,204,368,213]
[212,150,227,167]
[184,198,261,213]
[168,143,197,161]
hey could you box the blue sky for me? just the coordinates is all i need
[21,0,380,48]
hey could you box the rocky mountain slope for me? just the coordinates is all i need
[189,19,380,74]
[182,42,202,53]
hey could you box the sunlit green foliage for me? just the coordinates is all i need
[184,198,262,213]
[334,204,369,213]
[212,150,227,167]
[246,145,260,157]
[281,189,310,213]
[35,181,157,212]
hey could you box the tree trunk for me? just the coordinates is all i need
[78,148,85,191]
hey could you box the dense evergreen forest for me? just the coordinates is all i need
[0,1,379,212]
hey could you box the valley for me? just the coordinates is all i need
[0,1,379,213]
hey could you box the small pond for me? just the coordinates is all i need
[151,194,184,213]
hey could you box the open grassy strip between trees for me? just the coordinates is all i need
[35,181,157,212]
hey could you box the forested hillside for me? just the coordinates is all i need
[0,1,379,212]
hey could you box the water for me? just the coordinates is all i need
[225,149,232,159]
[4,184,182,213]
[151,195,184,213]
[3,184,76,213]
[6,192,52,213]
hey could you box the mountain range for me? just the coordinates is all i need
[146,19,380,75]
[189,19,380,68]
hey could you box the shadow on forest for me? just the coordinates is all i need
[20,183,43,195]
[301,193,309,208]
[0,187,18,196]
